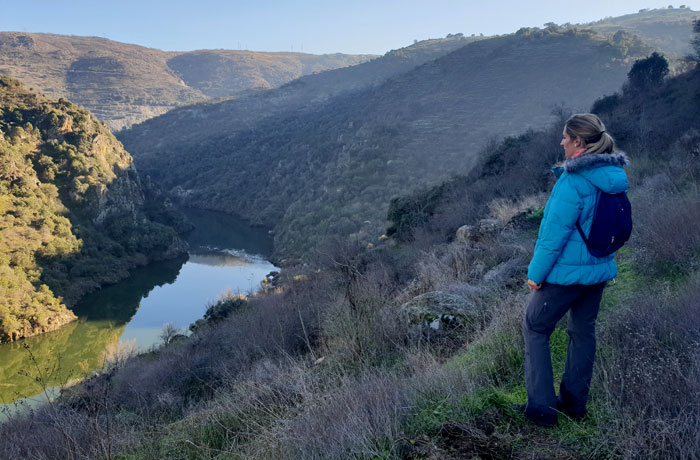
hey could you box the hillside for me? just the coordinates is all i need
[387,53,700,243]
[0,33,373,130]
[117,34,483,153]
[583,6,698,57]
[121,27,653,262]
[0,75,186,343]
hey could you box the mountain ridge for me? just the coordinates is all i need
[0,32,374,130]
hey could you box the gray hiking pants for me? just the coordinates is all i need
[522,282,606,416]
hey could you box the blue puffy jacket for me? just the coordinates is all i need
[527,152,629,285]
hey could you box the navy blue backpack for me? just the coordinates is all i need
[576,191,632,257]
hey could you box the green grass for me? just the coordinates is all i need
[598,247,645,316]
[446,330,523,385]
[405,307,611,457]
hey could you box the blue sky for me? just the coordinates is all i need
[1,1,698,55]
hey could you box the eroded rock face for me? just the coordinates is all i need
[91,163,144,225]
[400,291,484,331]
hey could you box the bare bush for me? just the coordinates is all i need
[158,322,181,346]
[321,259,415,365]
[274,373,409,459]
[253,353,475,460]
[414,237,529,293]
[107,278,325,416]
[597,273,700,459]
[632,185,700,274]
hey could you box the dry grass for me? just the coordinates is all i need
[597,272,700,459]
[632,180,700,275]
[487,193,548,226]
[413,234,529,295]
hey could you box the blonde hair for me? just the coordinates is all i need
[565,113,616,154]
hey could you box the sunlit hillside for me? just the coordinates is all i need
[0,33,374,130]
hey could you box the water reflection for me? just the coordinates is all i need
[188,249,267,267]
[183,207,273,257]
[0,255,185,404]
[0,208,277,406]
[0,320,123,405]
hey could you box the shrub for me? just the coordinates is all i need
[624,52,669,93]
[315,239,415,365]
[597,273,700,459]
[632,185,700,275]
[274,373,410,459]
[203,292,248,323]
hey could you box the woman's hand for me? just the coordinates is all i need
[528,279,542,290]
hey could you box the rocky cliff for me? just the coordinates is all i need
[0,74,187,343]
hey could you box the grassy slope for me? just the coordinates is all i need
[583,7,698,57]
[117,35,481,156]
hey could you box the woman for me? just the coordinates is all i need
[517,113,629,427]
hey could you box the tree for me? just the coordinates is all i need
[692,19,700,63]
[625,52,669,92]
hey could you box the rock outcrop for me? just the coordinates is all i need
[400,291,484,331]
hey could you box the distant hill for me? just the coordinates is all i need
[0,33,374,130]
[117,34,483,154]
[582,6,698,57]
[167,50,377,98]
[0,75,186,343]
[120,28,653,262]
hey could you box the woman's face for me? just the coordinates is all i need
[561,129,581,159]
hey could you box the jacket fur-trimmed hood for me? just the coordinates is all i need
[559,151,629,194]
[563,152,629,173]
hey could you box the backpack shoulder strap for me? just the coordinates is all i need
[575,176,601,243]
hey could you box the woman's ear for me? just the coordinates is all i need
[575,136,584,147]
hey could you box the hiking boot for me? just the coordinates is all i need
[512,403,558,428]
[556,399,586,421]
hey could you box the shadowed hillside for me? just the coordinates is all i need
[0,75,186,343]
[121,27,653,262]
[0,33,373,130]
[117,34,484,153]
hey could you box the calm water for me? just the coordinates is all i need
[0,208,277,410]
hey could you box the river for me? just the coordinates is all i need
[0,208,278,413]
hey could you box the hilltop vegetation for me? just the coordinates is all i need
[583,6,698,57]
[0,75,186,343]
[121,27,653,263]
[3,39,700,459]
[0,33,373,130]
